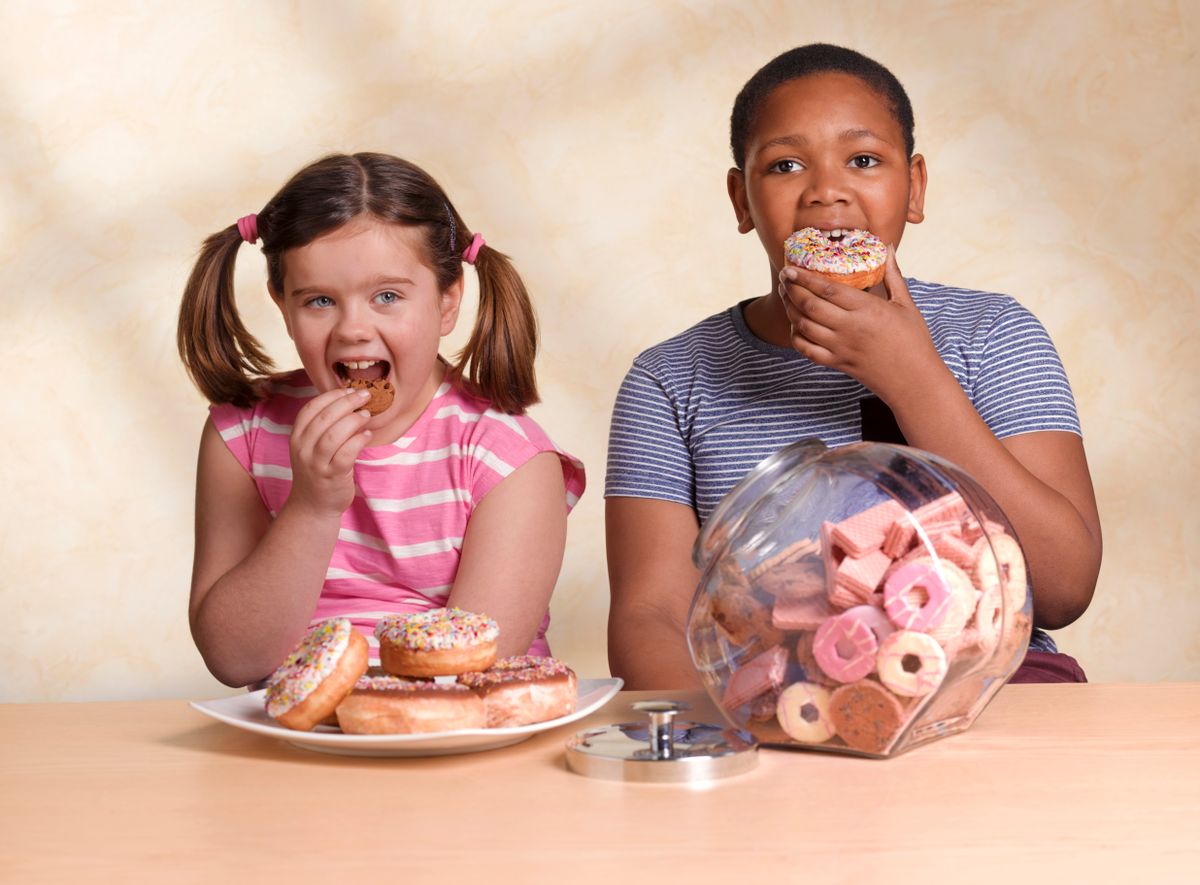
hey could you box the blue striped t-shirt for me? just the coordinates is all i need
[605,278,1081,654]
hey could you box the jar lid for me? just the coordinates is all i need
[565,700,758,783]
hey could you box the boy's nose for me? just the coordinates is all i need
[801,164,850,206]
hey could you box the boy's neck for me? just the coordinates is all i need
[742,293,794,348]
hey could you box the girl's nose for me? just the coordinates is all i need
[333,304,372,342]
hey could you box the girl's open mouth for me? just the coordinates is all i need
[334,359,391,385]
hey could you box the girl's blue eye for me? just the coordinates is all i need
[770,159,802,174]
[306,295,334,309]
[375,290,400,305]
[851,155,880,169]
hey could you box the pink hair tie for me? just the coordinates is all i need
[462,232,485,264]
[236,214,258,245]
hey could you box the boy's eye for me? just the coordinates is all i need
[305,295,334,309]
[769,159,803,174]
[850,155,880,169]
[374,290,400,305]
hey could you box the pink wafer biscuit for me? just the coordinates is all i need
[813,610,880,683]
[876,630,948,697]
[831,548,892,607]
[883,561,952,632]
[772,594,836,631]
[930,532,975,570]
[914,491,967,526]
[722,645,788,710]
[747,537,820,580]
[882,510,920,558]
[830,500,906,557]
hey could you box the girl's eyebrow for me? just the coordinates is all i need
[760,128,887,151]
[289,277,415,298]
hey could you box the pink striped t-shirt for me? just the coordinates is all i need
[209,370,586,659]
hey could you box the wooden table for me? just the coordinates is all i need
[2,684,1198,882]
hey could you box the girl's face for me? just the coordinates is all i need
[271,216,462,440]
[728,72,926,285]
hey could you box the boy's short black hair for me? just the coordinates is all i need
[730,43,915,169]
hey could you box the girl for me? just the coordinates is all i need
[179,152,584,688]
[606,45,1101,688]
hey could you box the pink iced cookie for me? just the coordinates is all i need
[884,561,952,632]
[772,594,835,631]
[842,604,895,645]
[722,645,788,710]
[876,630,948,697]
[813,610,880,683]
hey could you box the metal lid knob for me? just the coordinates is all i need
[565,699,757,783]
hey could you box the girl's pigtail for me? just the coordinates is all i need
[177,226,275,407]
[450,244,539,414]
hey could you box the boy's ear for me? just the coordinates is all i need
[727,168,755,234]
[268,284,294,340]
[907,154,928,225]
[439,274,464,336]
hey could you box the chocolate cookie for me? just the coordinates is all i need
[347,378,395,416]
[829,679,906,754]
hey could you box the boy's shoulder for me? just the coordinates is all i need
[907,278,1031,319]
[631,304,745,373]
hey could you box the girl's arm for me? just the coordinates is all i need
[782,255,1102,628]
[606,497,705,690]
[190,388,373,686]
[445,451,568,658]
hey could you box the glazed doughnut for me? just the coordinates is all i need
[457,656,577,727]
[876,630,948,697]
[784,227,888,290]
[776,681,837,744]
[813,609,882,683]
[374,607,499,677]
[346,378,395,416]
[335,675,486,734]
[264,618,369,731]
[971,532,1029,616]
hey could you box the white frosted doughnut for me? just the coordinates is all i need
[876,630,948,697]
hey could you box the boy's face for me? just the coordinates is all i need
[728,72,926,280]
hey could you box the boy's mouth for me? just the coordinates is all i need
[334,359,391,384]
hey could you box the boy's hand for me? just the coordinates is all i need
[778,248,943,402]
[285,387,373,518]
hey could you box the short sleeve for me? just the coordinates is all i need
[462,409,586,513]
[971,303,1082,438]
[604,363,695,508]
[208,401,256,473]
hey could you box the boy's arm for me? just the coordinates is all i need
[782,255,1102,628]
[606,497,705,690]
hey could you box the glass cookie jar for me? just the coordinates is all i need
[688,440,1032,758]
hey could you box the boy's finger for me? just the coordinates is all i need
[882,247,912,305]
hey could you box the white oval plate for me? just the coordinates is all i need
[190,677,623,757]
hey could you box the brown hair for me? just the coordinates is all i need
[177,152,539,413]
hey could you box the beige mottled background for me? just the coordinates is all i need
[1,1,1196,702]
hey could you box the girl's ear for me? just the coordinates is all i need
[906,153,928,225]
[727,168,756,234]
[269,284,294,340]
[439,274,464,336]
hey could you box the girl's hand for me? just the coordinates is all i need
[778,248,944,402]
[285,387,373,518]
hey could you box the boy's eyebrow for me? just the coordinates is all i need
[759,128,890,151]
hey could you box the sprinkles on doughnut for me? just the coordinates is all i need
[375,607,499,677]
[458,656,577,727]
[784,227,887,290]
[264,618,369,731]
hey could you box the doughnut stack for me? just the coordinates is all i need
[262,607,576,734]
[703,491,1031,755]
